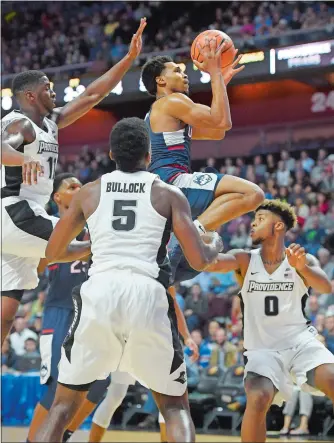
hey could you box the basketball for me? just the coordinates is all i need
[191,30,235,70]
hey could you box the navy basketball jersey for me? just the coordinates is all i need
[45,260,89,310]
[145,109,192,182]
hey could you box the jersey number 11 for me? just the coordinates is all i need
[47,157,57,179]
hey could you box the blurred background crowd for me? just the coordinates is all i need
[2,1,334,74]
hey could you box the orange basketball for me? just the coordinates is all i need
[191,30,235,70]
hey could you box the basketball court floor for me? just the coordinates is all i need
[2,428,330,442]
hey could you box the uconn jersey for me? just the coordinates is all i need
[46,260,88,310]
[144,105,224,281]
[240,249,311,351]
[88,170,171,285]
[40,260,88,386]
[1,110,58,207]
[145,110,192,183]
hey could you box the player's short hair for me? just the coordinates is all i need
[141,55,173,96]
[51,173,76,200]
[256,199,297,231]
[109,117,150,172]
[12,70,47,97]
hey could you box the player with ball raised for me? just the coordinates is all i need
[141,29,265,284]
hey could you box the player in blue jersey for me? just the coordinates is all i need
[142,39,264,281]
[27,173,109,442]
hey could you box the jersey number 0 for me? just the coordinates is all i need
[112,200,137,231]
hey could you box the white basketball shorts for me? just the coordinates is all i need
[1,197,58,290]
[58,270,187,396]
[244,334,334,403]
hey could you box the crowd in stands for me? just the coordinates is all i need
[2,1,334,75]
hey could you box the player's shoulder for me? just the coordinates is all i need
[2,114,35,137]
[229,248,251,264]
[45,113,59,132]
[50,108,62,124]
[229,248,251,257]
[75,179,102,218]
[79,178,101,196]
[165,92,193,105]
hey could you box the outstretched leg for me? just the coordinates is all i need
[152,390,195,442]
[241,373,276,442]
[198,175,264,230]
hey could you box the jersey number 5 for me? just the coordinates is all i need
[112,200,137,231]
[264,296,279,316]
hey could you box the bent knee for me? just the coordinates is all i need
[246,186,265,208]
[246,388,273,412]
[245,378,274,412]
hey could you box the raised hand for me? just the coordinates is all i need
[193,37,228,75]
[286,243,307,271]
[222,50,245,85]
[128,18,147,60]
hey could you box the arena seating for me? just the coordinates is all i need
[2,1,333,76]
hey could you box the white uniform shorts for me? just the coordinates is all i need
[58,270,187,396]
[1,197,58,291]
[244,335,334,403]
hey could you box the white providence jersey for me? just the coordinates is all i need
[88,170,170,281]
[240,248,311,351]
[1,110,58,207]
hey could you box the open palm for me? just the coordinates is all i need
[222,50,245,86]
[128,18,147,60]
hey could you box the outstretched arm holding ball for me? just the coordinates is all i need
[141,29,263,235]
[191,47,244,140]
[161,38,232,141]
[190,30,244,140]
[141,31,244,142]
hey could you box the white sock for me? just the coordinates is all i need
[194,219,206,235]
